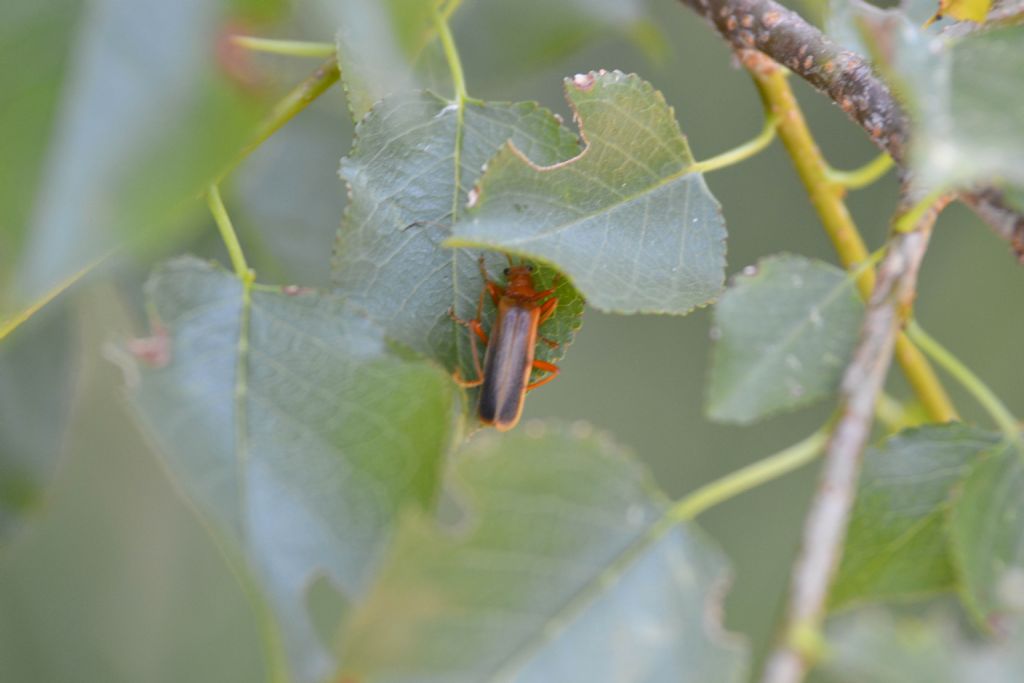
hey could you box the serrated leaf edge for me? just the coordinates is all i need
[706,253,863,425]
[450,421,747,680]
[449,71,727,316]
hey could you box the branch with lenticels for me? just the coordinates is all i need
[675,0,1024,261]
[759,192,951,683]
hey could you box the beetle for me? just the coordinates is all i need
[450,257,561,431]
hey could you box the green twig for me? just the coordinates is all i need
[230,35,335,58]
[907,321,1020,440]
[746,57,957,423]
[433,6,471,222]
[688,114,778,174]
[231,57,341,172]
[670,425,831,522]
[206,185,251,282]
[825,153,894,190]
[0,250,113,341]
[875,393,907,431]
[433,6,468,103]
[894,187,949,233]
[490,420,832,680]
[2,50,339,344]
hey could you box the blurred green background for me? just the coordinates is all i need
[2,0,1022,681]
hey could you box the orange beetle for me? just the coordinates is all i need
[450,258,560,431]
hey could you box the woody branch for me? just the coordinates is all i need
[675,0,1024,260]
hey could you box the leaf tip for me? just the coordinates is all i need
[570,72,597,91]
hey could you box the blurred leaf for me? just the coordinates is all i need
[232,95,350,287]
[850,8,1024,193]
[0,305,76,545]
[454,0,664,87]
[0,330,268,683]
[706,255,862,424]
[0,0,84,303]
[948,439,1024,623]
[823,608,1024,683]
[129,257,457,683]
[826,0,948,55]
[297,0,452,119]
[827,0,889,56]
[450,71,727,315]
[831,424,998,610]
[937,27,1024,188]
[6,0,281,317]
[332,92,584,388]
[341,422,748,682]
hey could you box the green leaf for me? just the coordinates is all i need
[233,96,350,286]
[949,439,1024,623]
[938,27,1024,188]
[0,0,83,303]
[128,257,457,683]
[826,0,946,57]
[0,305,76,545]
[850,8,1024,193]
[4,0,281,316]
[706,255,863,424]
[306,0,454,119]
[823,608,1024,683]
[331,92,585,387]
[449,70,727,315]
[341,422,748,682]
[0,364,269,683]
[831,424,998,610]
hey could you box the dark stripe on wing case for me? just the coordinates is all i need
[478,307,534,425]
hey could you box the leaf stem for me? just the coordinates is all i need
[433,6,471,224]
[688,114,778,174]
[0,251,112,341]
[232,57,340,170]
[3,41,338,345]
[745,56,957,423]
[761,209,941,683]
[206,184,252,282]
[205,184,265,678]
[907,321,1020,439]
[674,0,1024,259]
[825,153,893,190]
[433,6,468,103]
[894,187,949,233]
[230,35,335,58]
[874,392,919,431]
[670,425,831,522]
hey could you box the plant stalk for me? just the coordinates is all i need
[760,193,945,683]
[744,55,957,423]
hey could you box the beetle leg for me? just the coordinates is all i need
[526,360,560,391]
[452,368,484,388]
[448,306,486,341]
[530,287,556,301]
[452,366,484,388]
[471,321,489,345]
[537,295,558,325]
[477,256,504,307]
[538,336,559,349]
[448,307,487,387]
[530,270,564,302]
